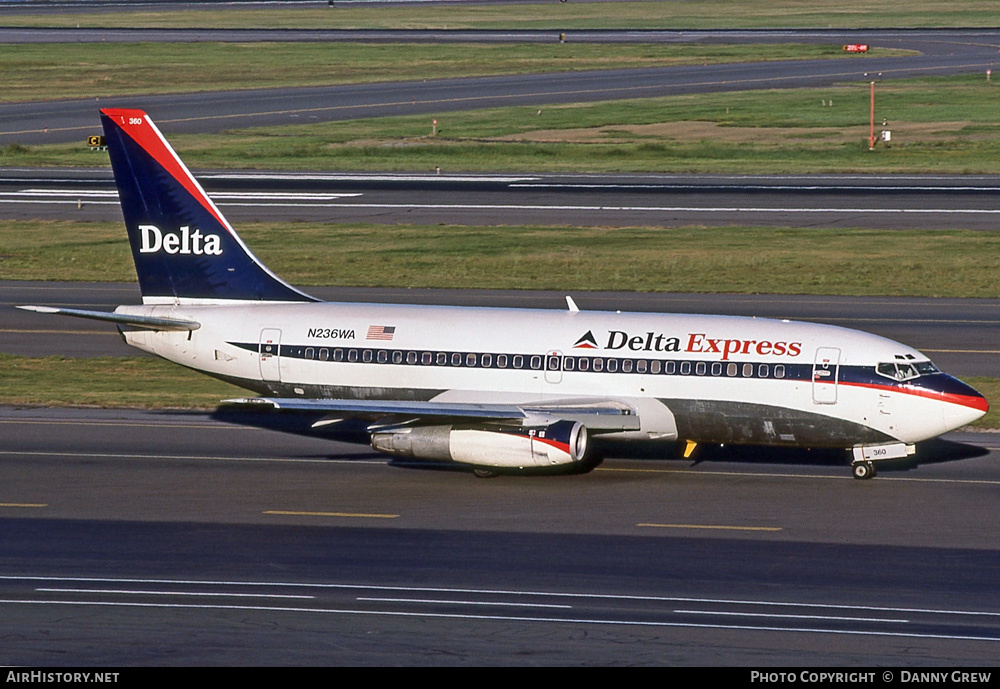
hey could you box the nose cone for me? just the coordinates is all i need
[937,375,989,430]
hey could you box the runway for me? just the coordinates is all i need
[7,169,1000,230]
[2,405,1000,665]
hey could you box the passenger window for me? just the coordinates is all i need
[497,354,508,368]
[727,363,738,377]
[695,362,706,375]
[593,358,604,372]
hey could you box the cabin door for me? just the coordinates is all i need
[259,328,282,383]
[812,347,840,404]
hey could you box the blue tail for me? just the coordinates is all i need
[100,108,316,304]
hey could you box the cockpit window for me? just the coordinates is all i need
[877,360,938,381]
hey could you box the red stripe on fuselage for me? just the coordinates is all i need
[836,380,989,412]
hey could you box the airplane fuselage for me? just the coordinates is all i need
[116,301,986,450]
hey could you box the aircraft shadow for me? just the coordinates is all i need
[209,406,991,476]
[598,437,990,475]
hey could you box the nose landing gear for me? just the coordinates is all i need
[851,460,877,480]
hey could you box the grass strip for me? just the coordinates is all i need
[0,42,891,104]
[0,354,245,409]
[4,1,999,30]
[4,220,1000,298]
[8,75,1000,174]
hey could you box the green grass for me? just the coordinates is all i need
[0,354,244,409]
[4,1,999,30]
[9,75,1000,174]
[0,42,891,104]
[5,220,1000,298]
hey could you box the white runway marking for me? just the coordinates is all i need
[4,193,998,216]
[3,576,999,643]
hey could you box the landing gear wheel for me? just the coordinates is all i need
[472,468,499,479]
[852,461,876,480]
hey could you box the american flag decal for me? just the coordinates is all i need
[367,325,396,341]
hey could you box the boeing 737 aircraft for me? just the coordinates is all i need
[19,109,989,479]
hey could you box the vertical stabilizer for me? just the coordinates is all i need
[100,108,316,304]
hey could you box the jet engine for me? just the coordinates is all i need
[371,420,589,469]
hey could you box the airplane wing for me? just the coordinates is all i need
[221,396,642,432]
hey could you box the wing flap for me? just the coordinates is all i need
[221,397,641,432]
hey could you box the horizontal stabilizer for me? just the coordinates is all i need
[17,305,200,331]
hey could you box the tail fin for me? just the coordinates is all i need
[100,108,316,304]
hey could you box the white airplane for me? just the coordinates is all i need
[19,109,989,479]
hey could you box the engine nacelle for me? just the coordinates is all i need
[371,420,589,469]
